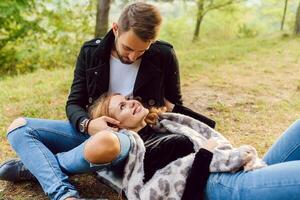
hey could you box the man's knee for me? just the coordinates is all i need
[84,130,121,164]
[295,119,300,128]
[6,117,27,136]
[290,119,300,135]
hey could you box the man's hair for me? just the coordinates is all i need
[118,2,162,42]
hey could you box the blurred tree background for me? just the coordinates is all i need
[1,2,300,198]
[0,0,299,78]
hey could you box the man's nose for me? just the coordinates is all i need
[128,52,139,62]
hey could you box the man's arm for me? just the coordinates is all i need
[66,46,90,132]
[172,104,216,128]
[181,148,213,200]
[182,138,217,200]
[162,46,215,128]
[164,47,183,105]
[164,98,216,129]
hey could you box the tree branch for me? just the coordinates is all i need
[203,0,245,17]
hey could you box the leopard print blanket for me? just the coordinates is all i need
[121,112,266,200]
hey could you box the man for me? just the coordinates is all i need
[67,2,183,135]
[0,2,182,200]
[0,2,184,200]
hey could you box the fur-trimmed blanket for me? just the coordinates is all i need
[110,112,266,200]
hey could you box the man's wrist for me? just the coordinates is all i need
[86,119,92,133]
[79,118,90,133]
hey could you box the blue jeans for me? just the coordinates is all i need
[205,119,300,200]
[6,118,131,200]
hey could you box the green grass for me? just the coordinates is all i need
[0,68,73,135]
[177,35,300,80]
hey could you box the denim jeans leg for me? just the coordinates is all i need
[7,118,89,200]
[205,119,300,200]
[263,119,300,164]
[56,131,131,174]
[205,160,300,200]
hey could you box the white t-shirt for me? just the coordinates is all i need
[108,55,141,96]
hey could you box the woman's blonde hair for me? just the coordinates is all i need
[89,93,166,125]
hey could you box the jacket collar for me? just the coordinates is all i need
[95,29,162,95]
[96,29,115,59]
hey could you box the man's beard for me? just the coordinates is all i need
[113,38,134,64]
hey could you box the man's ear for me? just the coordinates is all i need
[112,22,118,37]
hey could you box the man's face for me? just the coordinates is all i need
[113,26,152,64]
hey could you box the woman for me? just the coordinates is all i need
[88,93,217,186]
[0,92,216,200]
[90,93,300,200]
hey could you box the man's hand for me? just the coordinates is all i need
[87,116,120,135]
[164,98,175,112]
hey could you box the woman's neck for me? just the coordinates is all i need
[130,121,147,132]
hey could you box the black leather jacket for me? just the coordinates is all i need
[66,29,183,131]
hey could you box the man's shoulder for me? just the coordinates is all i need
[82,38,102,48]
[151,40,175,57]
[153,40,174,49]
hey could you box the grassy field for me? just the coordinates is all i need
[0,34,300,199]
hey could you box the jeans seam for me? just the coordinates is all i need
[214,181,235,190]
[34,128,87,142]
[6,125,26,137]
[29,128,65,186]
[246,183,300,189]
[280,142,300,162]
[58,190,80,200]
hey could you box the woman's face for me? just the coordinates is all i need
[108,94,149,129]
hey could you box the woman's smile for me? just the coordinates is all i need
[133,104,143,115]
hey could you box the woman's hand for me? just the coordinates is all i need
[87,116,120,135]
[202,138,219,153]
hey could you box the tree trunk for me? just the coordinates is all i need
[281,0,288,31]
[295,2,300,34]
[193,0,205,41]
[95,0,111,38]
